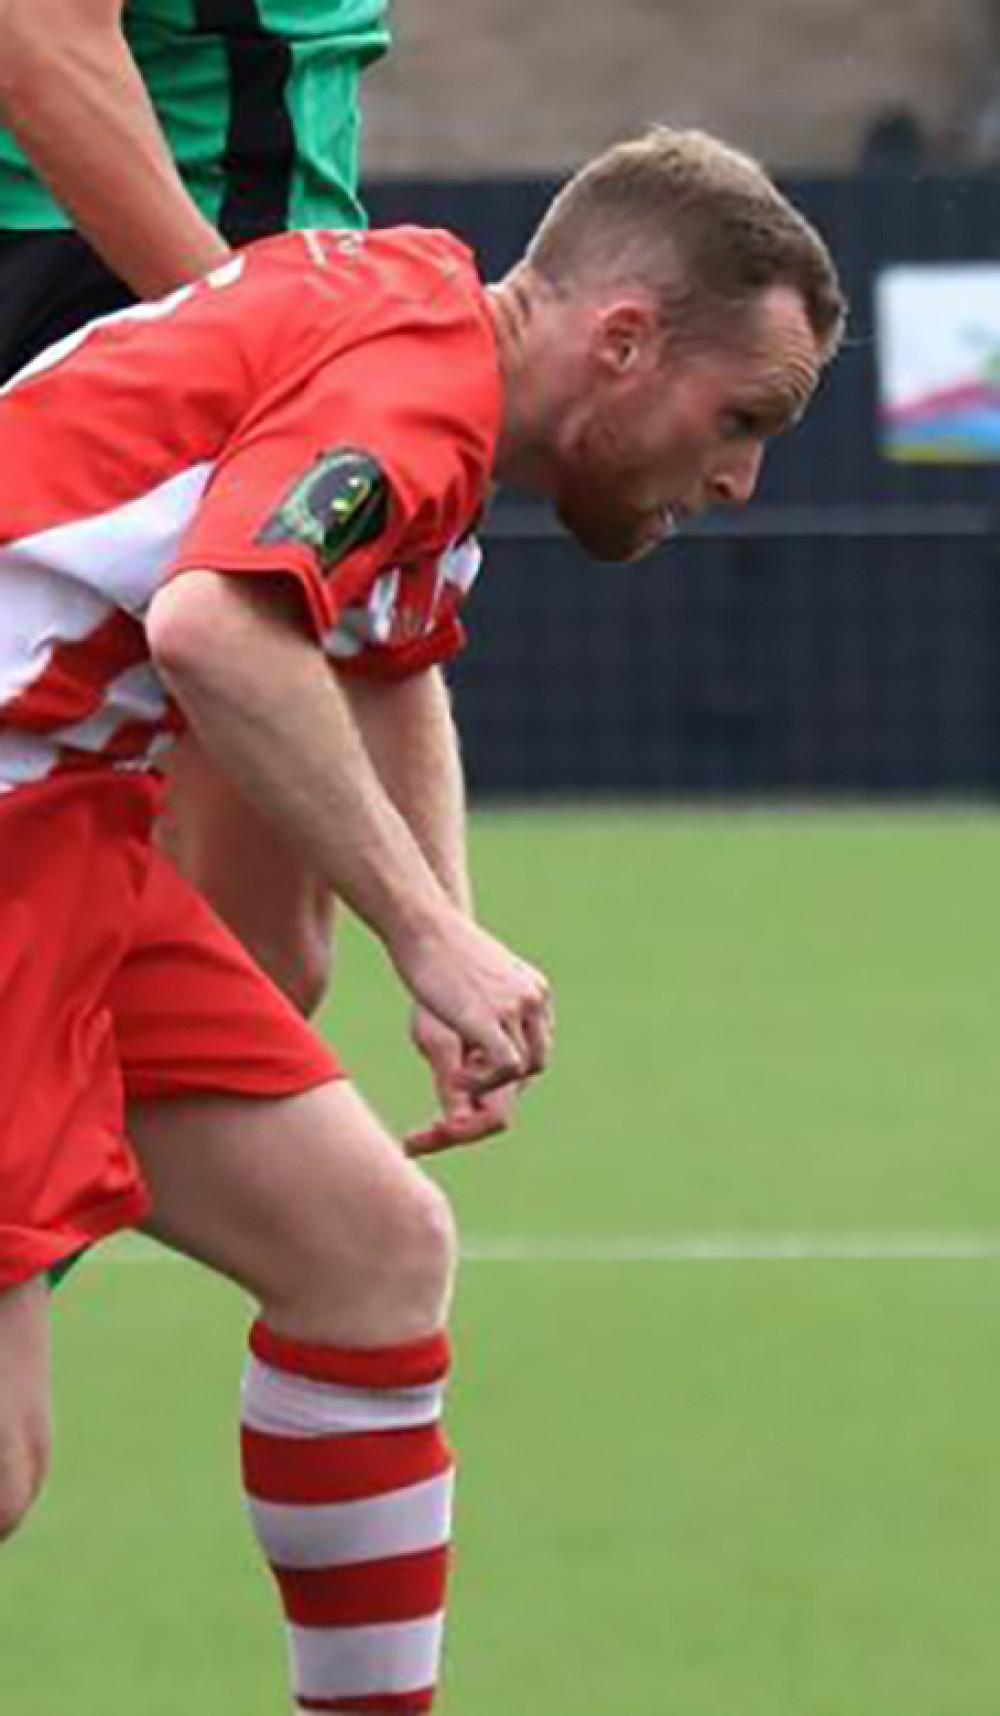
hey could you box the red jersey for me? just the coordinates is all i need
[0,226,502,794]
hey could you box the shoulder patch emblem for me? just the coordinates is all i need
[257,448,390,573]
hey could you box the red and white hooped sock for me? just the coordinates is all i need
[241,1321,454,1714]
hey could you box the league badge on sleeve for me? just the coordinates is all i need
[257,448,390,572]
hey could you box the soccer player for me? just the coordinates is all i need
[0,0,391,1022]
[0,129,845,1713]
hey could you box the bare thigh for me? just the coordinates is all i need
[127,1080,455,1346]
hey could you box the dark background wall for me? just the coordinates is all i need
[366,173,1000,797]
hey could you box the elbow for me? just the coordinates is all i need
[146,574,229,702]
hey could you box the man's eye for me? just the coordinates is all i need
[723,410,759,439]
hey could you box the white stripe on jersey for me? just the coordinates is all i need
[0,662,171,793]
[57,661,169,750]
[0,731,75,793]
[440,535,482,594]
[0,463,212,787]
[324,566,402,658]
[0,570,111,705]
[428,534,482,621]
[0,462,212,617]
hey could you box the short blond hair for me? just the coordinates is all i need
[525,127,845,361]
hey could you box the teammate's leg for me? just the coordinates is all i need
[0,1279,52,1541]
[128,1080,456,1714]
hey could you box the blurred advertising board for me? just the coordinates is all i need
[876,263,1000,462]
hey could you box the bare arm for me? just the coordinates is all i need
[345,670,528,1152]
[0,0,229,294]
[344,669,472,914]
[146,572,553,1090]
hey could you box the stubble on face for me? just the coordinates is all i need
[554,286,823,561]
[554,414,671,561]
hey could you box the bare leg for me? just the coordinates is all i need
[129,1081,457,1713]
[127,1079,455,1343]
[158,734,336,1017]
[0,1278,51,1542]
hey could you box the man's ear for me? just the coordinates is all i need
[591,298,659,379]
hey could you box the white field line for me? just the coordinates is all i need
[91,1231,1000,1267]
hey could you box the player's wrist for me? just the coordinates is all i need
[382,887,457,967]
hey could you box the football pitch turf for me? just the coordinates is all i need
[5,807,1000,1715]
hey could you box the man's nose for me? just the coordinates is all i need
[709,443,764,508]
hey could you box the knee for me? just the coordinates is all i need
[388,1175,458,1320]
[0,1421,49,1543]
[286,1169,458,1346]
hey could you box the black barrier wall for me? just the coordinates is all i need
[366,173,1000,796]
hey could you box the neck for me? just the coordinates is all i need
[487,267,564,495]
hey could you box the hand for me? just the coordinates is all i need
[405,1007,523,1157]
[389,905,554,1097]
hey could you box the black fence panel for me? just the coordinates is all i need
[365,172,1000,796]
[448,531,1000,797]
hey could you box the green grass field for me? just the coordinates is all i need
[6,808,1000,1715]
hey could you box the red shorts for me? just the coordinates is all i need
[0,772,341,1290]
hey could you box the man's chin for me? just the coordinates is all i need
[558,507,665,563]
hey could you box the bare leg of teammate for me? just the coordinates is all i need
[128,1080,456,1714]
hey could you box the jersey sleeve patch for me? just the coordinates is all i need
[256,448,390,574]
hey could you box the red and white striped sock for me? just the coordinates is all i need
[241,1321,454,1714]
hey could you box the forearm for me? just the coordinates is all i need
[147,573,452,956]
[344,669,473,915]
[0,7,229,294]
